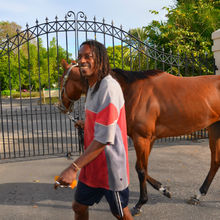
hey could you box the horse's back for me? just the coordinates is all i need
[148,73,220,103]
[129,72,220,138]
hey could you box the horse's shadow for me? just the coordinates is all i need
[129,189,220,209]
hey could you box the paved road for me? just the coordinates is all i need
[1,139,220,220]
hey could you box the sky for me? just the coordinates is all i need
[0,0,175,31]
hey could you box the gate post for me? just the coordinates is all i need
[212,29,220,75]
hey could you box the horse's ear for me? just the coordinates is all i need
[61,59,68,68]
[71,60,77,65]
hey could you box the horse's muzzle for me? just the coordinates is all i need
[57,100,74,114]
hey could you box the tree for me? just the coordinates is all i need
[20,37,71,90]
[124,28,154,70]
[0,54,10,91]
[107,45,130,70]
[145,0,220,55]
[0,21,21,43]
[127,0,220,75]
[0,35,71,91]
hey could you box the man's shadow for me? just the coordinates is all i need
[0,182,75,209]
[0,182,139,211]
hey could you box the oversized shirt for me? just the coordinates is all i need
[78,74,130,191]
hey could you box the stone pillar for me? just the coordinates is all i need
[212,29,220,75]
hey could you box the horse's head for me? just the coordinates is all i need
[59,59,84,113]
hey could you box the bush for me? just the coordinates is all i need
[1,90,16,96]
[1,90,42,98]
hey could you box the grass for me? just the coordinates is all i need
[41,97,59,105]
[1,91,40,98]
[1,91,60,105]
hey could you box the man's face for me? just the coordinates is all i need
[78,44,97,81]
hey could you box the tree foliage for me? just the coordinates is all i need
[107,45,130,70]
[145,0,220,55]
[0,21,22,43]
[126,0,219,75]
[0,36,70,91]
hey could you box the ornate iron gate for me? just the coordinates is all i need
[0,11,215,160]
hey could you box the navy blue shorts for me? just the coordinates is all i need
[74,181,129,216]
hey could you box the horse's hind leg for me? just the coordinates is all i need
[188,121,220,205]
[147,174,171,198]
[133,137,171,198]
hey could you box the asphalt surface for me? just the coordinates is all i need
[1,139,220,220]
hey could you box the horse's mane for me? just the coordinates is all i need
[112,68,164,83]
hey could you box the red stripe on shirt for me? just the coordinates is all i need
[80,110,110,188]
[96,103,118,126]
[79,150,109,189]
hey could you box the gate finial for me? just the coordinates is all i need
[67,11,86,21]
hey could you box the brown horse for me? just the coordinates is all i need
[59,59,220,215]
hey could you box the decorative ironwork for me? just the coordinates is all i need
[66,11,86,57]
[0,11,213,69]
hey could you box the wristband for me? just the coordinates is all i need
[72,162,80,171]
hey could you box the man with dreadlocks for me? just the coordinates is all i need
[57,40,133,220]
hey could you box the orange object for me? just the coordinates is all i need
[54,176,77,189]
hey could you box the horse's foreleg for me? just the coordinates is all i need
[188,122,220,205]
[131,136,152,216]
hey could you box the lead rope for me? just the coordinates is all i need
[66,112,84,154]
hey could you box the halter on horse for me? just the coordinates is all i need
[59,62,79,114]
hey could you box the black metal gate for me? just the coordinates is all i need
[0,11,215,160]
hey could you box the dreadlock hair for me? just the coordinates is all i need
[79,40,111,95]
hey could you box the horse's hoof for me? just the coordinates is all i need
[163,186,171,198]
[130,207,142,216]
[164,190,171,198]
[187,196,200,205]
[160,186,171,198]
